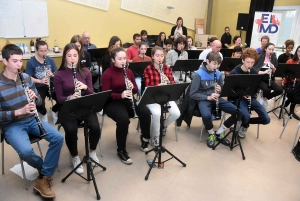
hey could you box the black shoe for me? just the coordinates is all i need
[140,136,149,152]
[117,150,133,165]
[215,132,230,146]
[292,140,300,162]
[207,134,216,148]
[284,98,291,107]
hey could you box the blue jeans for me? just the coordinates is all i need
[4,117,64,176]
[198,98,241,130]
[236,98,270,127]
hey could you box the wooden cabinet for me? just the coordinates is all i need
[194,34,217,48]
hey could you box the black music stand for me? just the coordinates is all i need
[88,48,108,61]
[128,61,151,77]
[145,48,152,57]
[59,90,111,200]
[171,59,203,82]
[220,48,234,58]
[213,75,263,160]
[219,58,243,72]
[268,64,300,124]
[187,50,203,59]
[138,83,189,180]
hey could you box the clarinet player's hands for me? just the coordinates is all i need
[215,85,221,93]
[46,70,54,77]
[244,95,251,100]
[28,89,38,101]
[40,78,49,85]
[15,103,36,116]
[75,81,88,90]
[126,79,134,90]
[208,93,219,101]
[122,90,132,99]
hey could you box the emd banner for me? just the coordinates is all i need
[250,12,282,48]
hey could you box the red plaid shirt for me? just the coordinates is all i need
[144,64,175,87]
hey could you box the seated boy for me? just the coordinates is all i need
[0,44,64,198]
[230,48,270,138]
[190,51,243,148]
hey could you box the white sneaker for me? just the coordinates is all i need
[235,120,242,132]
[153,137,159,147]
[262,99,268,107]
[41,114,48,123]
[238,126,248,138]
[51,109,58,125]
[72,156,84,174]
[89,151,99,167]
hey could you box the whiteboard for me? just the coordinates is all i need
[0,0,48,38]
[69,0,111,11]
[121,0,208,30]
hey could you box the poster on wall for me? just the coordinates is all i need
[250,12,282,49]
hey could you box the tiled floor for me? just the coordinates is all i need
[0,99,300,201]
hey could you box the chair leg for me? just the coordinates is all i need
[257,124,260,138]
[19,159,29,190]
[291,123,300,153]
[136,120,140,132]
[98,139,103,157]
[36,142,43,159]
[2,140,4,175]
[279,114,292,138]
[200,122,204,142]
[175,122,178,141]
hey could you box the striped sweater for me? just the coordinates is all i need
[0,71,41,128]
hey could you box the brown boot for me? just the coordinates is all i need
[33,176,55,198]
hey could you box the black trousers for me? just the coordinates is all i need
[36,85,49,115]
[104,99,151,152]
[259,80,283,100]
[60,113,100,156]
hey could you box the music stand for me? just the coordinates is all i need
[145,48,152,57]
[88,48,108,61]
[268,64,300,124]
[138,83,189,180]
[219,58,243,72]
[186,50,203,59]
[128,61,151,77]
[171,59,203,82]
[59,90,111,200]
[220,48,234,58]
[213,75,264,160]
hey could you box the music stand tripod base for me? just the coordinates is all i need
[58,91,111,200]
[138,83,189,180]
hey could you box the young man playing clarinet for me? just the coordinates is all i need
[0,44,64,199]
[230,48,270,138]
[190,51,244,148]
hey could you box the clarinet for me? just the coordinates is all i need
[71,62,81,97]
[18,69,47,137]
[122,65,138,118]
[43,56,53,107]
[159,62,167,84]
[214,70,220,119]
[268,54,272,87]
[248,68,251,114]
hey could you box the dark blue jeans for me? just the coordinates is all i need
[235,98,270,127]
[198,98,241,130]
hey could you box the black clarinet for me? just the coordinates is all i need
[122,65,138,118]
[248,69,251,114]
[214,70,220,119]
[71,62,81,96]
[43,56,53,107]
[18,69,47,137]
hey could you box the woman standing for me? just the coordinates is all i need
[54,43,101,174]
[144,46,180,146]
[102,47,151,164]
[170,17,187,40]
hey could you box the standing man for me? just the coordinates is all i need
[221,27,232,49]
[81,31,101,91]
[256,35,270,53]
[0,44,63,199]
[199,40,223,61]
[126,33,141,62]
